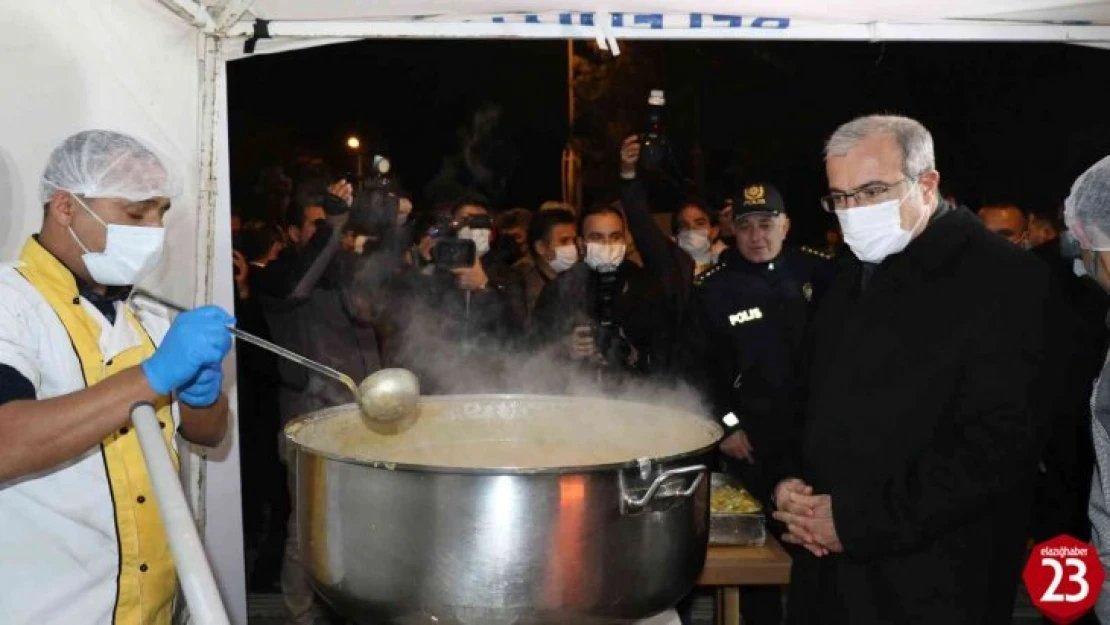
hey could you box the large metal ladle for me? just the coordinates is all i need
[131,293,420,427]
[230,329,419,425]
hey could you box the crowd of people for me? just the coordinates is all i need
[4,113,1110,625]
[229,113,1110,625]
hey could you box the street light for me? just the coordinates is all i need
[346,135,363,180]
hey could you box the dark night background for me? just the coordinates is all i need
[228,39,1110,246]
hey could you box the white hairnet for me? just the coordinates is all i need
[1064,155,1110,251]
[39,130,182,204]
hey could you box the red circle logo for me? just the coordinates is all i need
[1023,535,1105,624]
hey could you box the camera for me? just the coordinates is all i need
[432,238,476,270]
[428,215,486,270]
[638,89,667,170]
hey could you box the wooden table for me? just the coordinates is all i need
[696,536,792,625]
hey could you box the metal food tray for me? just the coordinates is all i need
[709,472,766,546]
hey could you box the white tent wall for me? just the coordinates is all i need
[0,2,246,623]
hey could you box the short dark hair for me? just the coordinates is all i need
[527,208,576,250]
[497,207,532,232]
[671,198,718,235]
[579,202,626,235]
[238,220,284,262]
[285,177,329,229]
[452,191,491,218]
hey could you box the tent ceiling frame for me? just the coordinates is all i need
[224,18,1110,43]
[157,0,213,29]
[210,0,257,34]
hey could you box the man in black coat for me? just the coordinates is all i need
[977,203,1108,544]
[772,115,1050,625]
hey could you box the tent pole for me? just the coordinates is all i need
[211,0,256,34]
[156,0,213,30]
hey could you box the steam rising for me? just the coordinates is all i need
[383,289,711,420]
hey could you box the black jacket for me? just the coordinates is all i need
[1028,238,1109,540]
[532,259,667,378]
[254,213,382,421]
[531,179,689,379]
[619,179,695,374]
[781,206,1050,625]
[383,249,515,395]
[683,246,834,460]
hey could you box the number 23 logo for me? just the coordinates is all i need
[1041,558,1090,603]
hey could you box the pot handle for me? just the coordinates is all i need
[621,464,707,510]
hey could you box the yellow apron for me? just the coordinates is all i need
[17,238,178,625]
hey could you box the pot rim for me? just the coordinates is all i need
[283,393,723,476]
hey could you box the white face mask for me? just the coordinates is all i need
[353,234,370,255]
[549,244,578,273]
[834,188,924,264]
[458,227,491,257]
[584,242,626,273]
[68,194,166,286]
[677,229,713,264]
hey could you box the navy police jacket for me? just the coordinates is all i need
[683,245,833,457]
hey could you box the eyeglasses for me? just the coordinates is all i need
[820,178,914,213]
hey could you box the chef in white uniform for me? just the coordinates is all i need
[0,130,234,625]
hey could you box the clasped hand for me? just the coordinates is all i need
[771,478,844,557]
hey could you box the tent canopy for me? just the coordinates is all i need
[169,0,1110,47]
[202,0,1110,24]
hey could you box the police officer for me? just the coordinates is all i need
[681,182,831,624]
[692,183,832,487]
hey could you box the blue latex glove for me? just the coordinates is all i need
[142,305,234,395]
[177,363,223,408]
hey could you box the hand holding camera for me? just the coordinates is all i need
[451,257,489,292]
[323,179,355,215]
[620,136,640,178]
[567,325,597,361]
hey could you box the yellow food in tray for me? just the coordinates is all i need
[710,485,762,514]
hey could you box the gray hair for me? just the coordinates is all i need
[825,115,936,180]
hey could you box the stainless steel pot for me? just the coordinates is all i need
[284,394,722,625]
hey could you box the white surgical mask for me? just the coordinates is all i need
[68,194,166,286]
[458,227,491,257]
[353,234,370,254]
[677,229,713,265]
[549,244,578,273]
[584,242,626,273]
[834,188,924,264]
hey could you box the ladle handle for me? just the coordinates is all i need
[227,327,359,395]
[130,291,359,396]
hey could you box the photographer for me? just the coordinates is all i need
[532,203,668,382]
[391,193,515,392]
[339,180,414,329]
[251,176,383,625]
